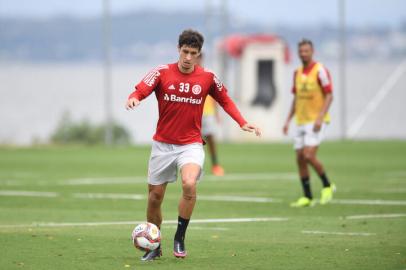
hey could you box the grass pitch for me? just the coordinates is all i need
[0,141,405,269]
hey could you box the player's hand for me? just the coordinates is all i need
[313,118,322,132]
[282,122,289,135]
[241,123,262,137]
[126,98,140,110]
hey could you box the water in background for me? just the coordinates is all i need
[0,60,405,145]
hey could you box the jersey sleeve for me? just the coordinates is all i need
[128,65,166,101]
[317,65,333,93]
[291,70,297,94]
[209,73,247,127]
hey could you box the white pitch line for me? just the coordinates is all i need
[73,193,145,200]
[0,217,288,229]
[73,193,281,203]
[198,195,282,203]
[331,199,406,206]
[345,213,406,220]
[373,188,406,194]
[0,190,59,197]
[61,177,147,186]
[165,226,230,231]
[60,172,296,186]
[302,230,375,236]
[204,172,296,182]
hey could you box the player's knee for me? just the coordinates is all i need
[182,180,196,193]
[148,190,164,205]
[182,179,196,197]
[303,152,315,163]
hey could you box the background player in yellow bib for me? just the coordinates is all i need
[283,39,336,207]
[199,54,225,176]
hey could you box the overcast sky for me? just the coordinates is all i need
[0,0,405,27]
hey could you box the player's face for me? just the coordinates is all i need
[178,45,200,73]
[298,44,313,65]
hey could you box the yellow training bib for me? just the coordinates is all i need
[294,63,330,125]
[203,95,216,116]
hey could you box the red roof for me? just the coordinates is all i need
[219,34,290,63]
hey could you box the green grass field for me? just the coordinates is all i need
[0,141,405,270]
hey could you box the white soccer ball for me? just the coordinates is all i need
[131,222,161,251]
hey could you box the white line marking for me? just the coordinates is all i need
[348,59,406,137]
[2,190,405,207]
[198,195,282,203]
[73,193,145,200]
[0,217,289,229]
[60,172,296,185]
[0,180,23,186]
[61,177,147,185]
[384,170,406,177]
[205,172,296,182]
[0,190,59,197]
[73,193,281,203]
[165,226,230,231]
[302,230,375,236]
[373,188,406,194]
[345,213,406,220]
[331,199,406,206]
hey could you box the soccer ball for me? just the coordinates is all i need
[131,222,161,251]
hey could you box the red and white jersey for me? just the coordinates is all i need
[129,63,247,145]
[292,61,333,94]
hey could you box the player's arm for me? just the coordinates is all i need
[126,66,163,110]
[283,97,296,135]
[283,72,297,135]
[314,66,333,132]
[314,93,333,132]
[210,77,261,137]
[126,94,141,110]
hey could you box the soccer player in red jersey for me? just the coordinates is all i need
[126,29,261,261]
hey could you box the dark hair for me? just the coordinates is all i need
[178,29,204,51]
[298,38,314,48]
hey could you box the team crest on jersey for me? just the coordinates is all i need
[192,84,202,95]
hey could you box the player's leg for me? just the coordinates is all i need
[297,149,312,199]
[205,134,224,176]
[173,163,200,258]
[291,148,314,207]
[147,183,168,228]
[142,141,177,261]
[141,183,167,261]
[303,124,335,204]
[174,143,204,258]
[291,125,314,207]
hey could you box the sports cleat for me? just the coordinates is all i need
[211,165,225,176]
[290,196,314,207]
[173,239,187,258]
[320,183,336,205]
[141,246,162,261]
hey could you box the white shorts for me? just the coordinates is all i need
[293,123,328,150]
[201,115,217,137]
[148,141,205,185]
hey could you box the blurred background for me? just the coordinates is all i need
[0,0,405,145]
